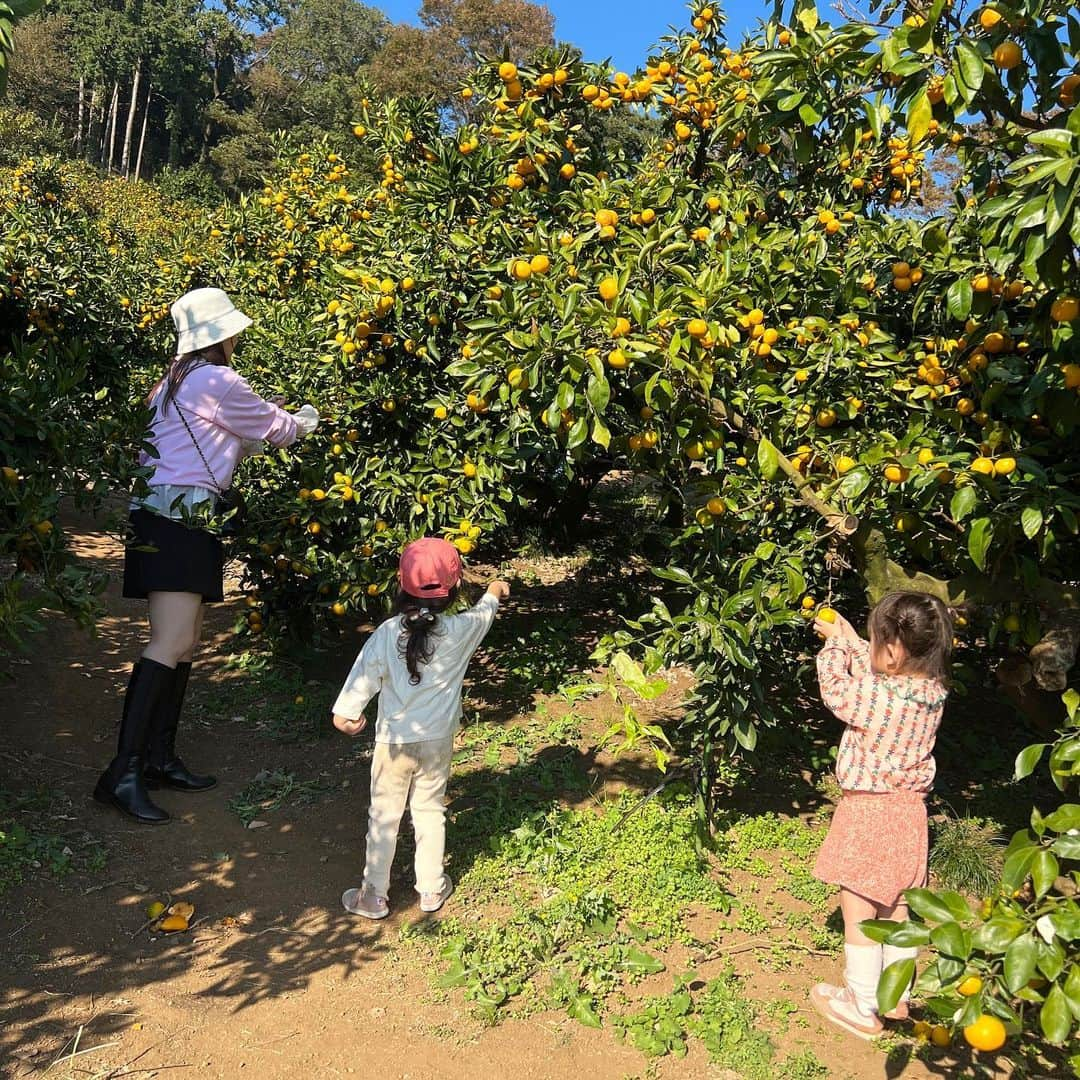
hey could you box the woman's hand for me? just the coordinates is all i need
[333,713,367,736]
[294,404,320,436]
[814,609,857,641]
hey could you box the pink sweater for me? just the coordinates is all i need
[140,364,298,490]
[817,636,948,794]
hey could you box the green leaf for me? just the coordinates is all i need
[1004,933,1039,992]
[967,516,993,571]
[955,41,985,95]
[877,958,916,1014]
[930,921,971,960]
[1002,844,1038,895]
[906,87,932,146]
[1064,964,1080,1018]
[950,486,977,522]
[1052,834,1080,859]
[437,959,469,987]
[1015,743,1047,781]
[1031,850,1060,899]
[906,888,959,924]
[586,374,610,414]
[623,945,666,975]
[1029,129,1075,155]
[1042,804,1080,833]
[796,0,819,33]
[839,468,871,500]
[946,278,973,320]
[1040,984,1073,1045]
[972,917,1026,954]
[799,102,823,126]
[757,439,779,481]
[1021,506,1044,539]
[591,415,611,450]
[1063,688,1079,721]
[733,717,758,752]
[567,994,602,1028]
[566,416,588,449]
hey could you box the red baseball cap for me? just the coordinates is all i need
[398,537,462,599]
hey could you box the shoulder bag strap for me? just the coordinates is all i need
[169,366,224,494]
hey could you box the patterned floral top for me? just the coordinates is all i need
[817,636,948,794]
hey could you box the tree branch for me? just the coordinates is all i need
[708,396,858,535]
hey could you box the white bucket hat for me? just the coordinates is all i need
[171,288,253,356]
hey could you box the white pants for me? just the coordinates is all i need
[363,735,454,897]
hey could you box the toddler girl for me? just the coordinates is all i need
[332,537,509,918]
[810,591,952,1039]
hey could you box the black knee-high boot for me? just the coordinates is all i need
[93,658,173,824]
[144,661,217,792]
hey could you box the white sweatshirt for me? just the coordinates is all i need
[332,593,500,744]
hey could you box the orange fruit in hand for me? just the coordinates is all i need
[818,608,837,623]
[963,1014,1006,1052]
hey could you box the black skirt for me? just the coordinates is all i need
[122,508,225,603]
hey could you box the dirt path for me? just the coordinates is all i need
[2,517,953,1080]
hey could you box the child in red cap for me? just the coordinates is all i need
[332,537,510,918]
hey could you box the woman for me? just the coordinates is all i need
[94,287,320,824]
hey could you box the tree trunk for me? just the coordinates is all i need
[75,76,86,155]
[135,79,151,181]
[168,96,182,167]
[121,60,142,177]
[98,89,109,163]
[88,85,101,160]
[200,57,221,165]
[105,82,120,173]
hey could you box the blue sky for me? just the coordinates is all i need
[372,1,771,72]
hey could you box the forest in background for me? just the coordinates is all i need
[6,0,651,194]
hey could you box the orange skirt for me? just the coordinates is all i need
[813,791,928,907]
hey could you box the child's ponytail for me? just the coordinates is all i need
[395,588,458,684]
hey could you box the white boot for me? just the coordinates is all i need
[810,944,884,1040]
[882,944,918,1020]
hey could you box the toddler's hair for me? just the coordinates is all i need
[394,587,459,684]
[868,591,953,681]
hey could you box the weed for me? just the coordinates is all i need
[780,1049,830,1079]
[928,815,1004,896]
[227,769,332,825]
[0,786,106,894]
[429,792,730,1024]
[718,812,824,871]
[761,996,798,1032]
[780,860,834,912]
[734,902,770,936]
[615,969,776,1073]
[192,654,335,743]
